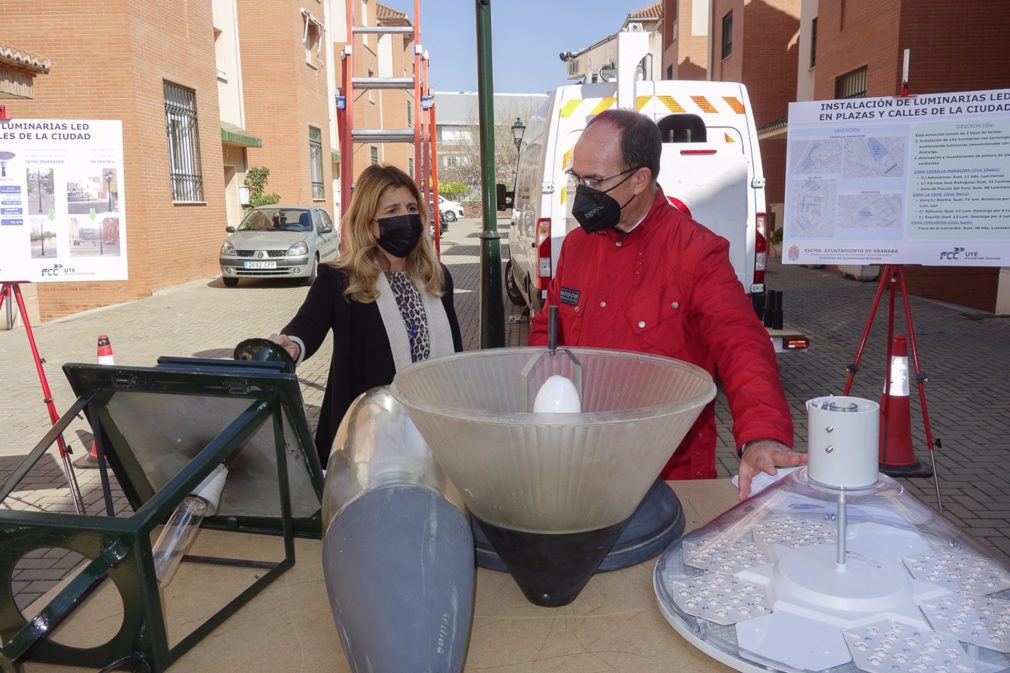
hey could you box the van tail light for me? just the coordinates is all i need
[782,336,810,350]
[536,218,551,289]
[754,212,767,288]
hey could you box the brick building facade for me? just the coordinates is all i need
[662,0,711,81]
[811,0,1010,312]
[239,1,334,208]
[2,0,228,320]
[711,0,801,210]
[1,0,354,321]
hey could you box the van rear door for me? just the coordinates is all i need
[658,146,750,290]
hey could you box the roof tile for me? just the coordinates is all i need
[628,1,663,19]
[0,43,51,73]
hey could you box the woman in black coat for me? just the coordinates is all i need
[272,164,462,466]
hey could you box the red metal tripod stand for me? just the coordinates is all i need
[841,265,943,512]
[0,281,85,513]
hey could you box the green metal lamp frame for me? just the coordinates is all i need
[0,358,324,673]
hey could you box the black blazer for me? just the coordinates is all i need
[283,263,463,464]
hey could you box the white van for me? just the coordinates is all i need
[506,79,769,319]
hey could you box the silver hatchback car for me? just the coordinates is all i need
[219,205,340,287]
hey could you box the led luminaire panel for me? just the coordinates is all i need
[903,549,1010,596]
[672,572,771,625]
[753,515,837,548]
[842,620,974,673]
[683,539,770,574]
[654,469,1010,673]
[921,593,1010,654]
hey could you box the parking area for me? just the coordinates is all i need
[2,215,1009,608]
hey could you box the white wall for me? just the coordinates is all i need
[996,268,1010,315]
[691,0,710,36]
[212,0,245,127]
[377,33,393,77]
[796,0,817,102]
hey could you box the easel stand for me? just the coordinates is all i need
[0,281,86,514]
[841,265,943,513]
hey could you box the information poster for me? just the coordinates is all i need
[783,89,1010,266]
[0,119,127,282]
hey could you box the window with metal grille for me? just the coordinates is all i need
[309,127,324,200]
[721,11,733,59]
[370,146,378,165]
[408,157,414,178]
[810,17,817,69]
[407,101,412,127]
[835,66,867,99]
[164,81,204,202]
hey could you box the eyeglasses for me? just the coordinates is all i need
[565,166,641,191]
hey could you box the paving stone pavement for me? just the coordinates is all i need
[2,216,1009,611]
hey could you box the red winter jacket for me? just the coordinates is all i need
[529,189,793,479]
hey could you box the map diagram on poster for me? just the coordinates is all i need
[783,89,1010,266]
[0,119,127,283]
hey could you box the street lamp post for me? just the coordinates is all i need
[104,170,114,211]
[510,117,525,195]
[511,117,525,154]
[36,172,45,257]
[475,0,504,348]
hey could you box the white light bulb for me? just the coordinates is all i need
[533,375,581,413]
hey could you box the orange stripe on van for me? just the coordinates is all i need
[559,100,582,118]
[591,97,616,115]
[657,95,685,113]
[560,185,567,205]
[691,96,717,113]
[724,133,736,143]
[636,96,651,111]
[563,147,574,170]
[723,96,746,114]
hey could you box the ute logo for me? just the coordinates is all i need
[40,263,71,277]
[939,247,979,261]
[787,245,800,262]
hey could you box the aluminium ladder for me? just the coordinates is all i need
[337,0,443,253]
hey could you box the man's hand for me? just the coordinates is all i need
[737,440,807,500]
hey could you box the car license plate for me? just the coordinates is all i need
[244,260,277,269]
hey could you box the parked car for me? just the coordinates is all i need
[429,195,465,225]
[219,205,339,287]
[438,195,465,222]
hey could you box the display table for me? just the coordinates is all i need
[23,480,738,673]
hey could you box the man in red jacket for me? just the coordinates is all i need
[529,109,805,499]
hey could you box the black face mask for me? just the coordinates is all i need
[571,172,639,233]
[376,213,423,257]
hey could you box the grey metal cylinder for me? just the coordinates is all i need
[323,484,474,673]
[321,387,474,672]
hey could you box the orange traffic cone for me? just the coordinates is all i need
[74,335,115,468]
[96,334,114,365]
[879,334,932,477]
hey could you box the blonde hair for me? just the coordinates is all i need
[335,164,444,302]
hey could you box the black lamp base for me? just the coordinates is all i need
[473,478,685,574]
